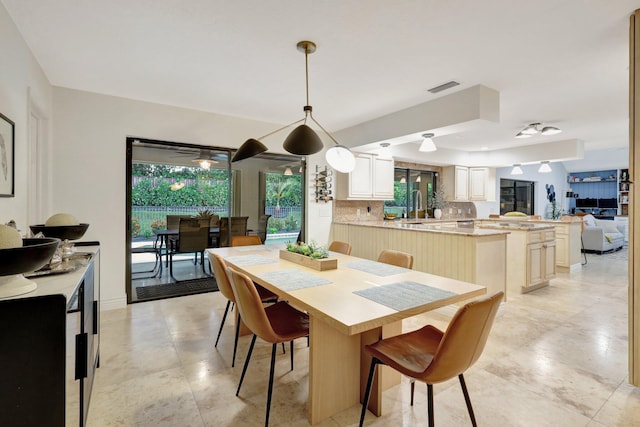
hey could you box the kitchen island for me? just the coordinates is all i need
[477,217,582,271]
[331,219,508,301]
[476,222,556,294]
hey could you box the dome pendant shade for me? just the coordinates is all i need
[326,145,356,173]
[232,138,268,162]
[283,124,324,155]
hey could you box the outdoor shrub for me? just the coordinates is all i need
[150,219,166,231]
[269,217,286,232]
[268,227,278,234]
[284,215,299,231]
[131,218,141,237]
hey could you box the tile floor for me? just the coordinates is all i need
[86,249,640,426]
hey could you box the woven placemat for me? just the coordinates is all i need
[353,281,456,311]
[344,260,409,277]
[257,269,331,291]
[225,254,276,266]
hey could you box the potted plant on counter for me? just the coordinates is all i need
[431,187,449,219]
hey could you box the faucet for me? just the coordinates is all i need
[413,190,422,219]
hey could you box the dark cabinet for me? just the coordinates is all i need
[0,248,100,426]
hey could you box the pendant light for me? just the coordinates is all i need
[419,133,437,152]
[510,164,523,175]
[284,167,293,176]
[232,41,356,173]
[538,161,552,173]
[192,149,218,170]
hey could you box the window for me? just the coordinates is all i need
[500,179,535,215]
[385,168,437,217]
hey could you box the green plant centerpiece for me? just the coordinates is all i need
[285,240,329,259]
[194,208,215,219]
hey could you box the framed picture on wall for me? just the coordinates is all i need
[0,113,15,197]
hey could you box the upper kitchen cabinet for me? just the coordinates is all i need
[442,166,495,201]
[336,153,394,200]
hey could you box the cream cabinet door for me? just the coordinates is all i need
[527,242,545,287]
[372,157,394,199]
[454,166,469,200]
[348,154,373,198]
[543,240,557,280]
[469,167,487,200]
[554,232,569,267]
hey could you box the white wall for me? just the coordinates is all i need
[495,162,570,216]
[52,87,330,309]
[0,4,53,227]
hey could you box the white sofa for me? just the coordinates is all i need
[582,214,624,254]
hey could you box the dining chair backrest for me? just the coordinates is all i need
[231,235,263,246]
[219,216,249,247]
[377,249,414,269]
[422,291,503,383]
[328,240,352,255]
[166,214,193,230]
[176,218,209,252]
[256,214,271,242]
[227,267,278,342]
[208,252,235,303]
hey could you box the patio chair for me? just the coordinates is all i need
[219,216,249,247]
[167,218,211,281]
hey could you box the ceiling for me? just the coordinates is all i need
[3,0,639,171]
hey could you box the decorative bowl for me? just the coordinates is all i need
[0,238,60,276]
[384,213,398,220]
[29,223,89,240]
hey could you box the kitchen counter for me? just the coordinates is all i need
[331,221,507,301]
[333,219,509,237]
[477,218,582,271]
[475,222,555,232]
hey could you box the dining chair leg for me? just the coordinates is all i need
[459,374,477,427]
[427,383,434,427]
[215,300,231,347]
[282,343,286,354]
[265,343,277,427]
[290,340,294,371]
[232,313,242,367]
[236,334,257,396]
[410,379,415,406]
[581,236,588,265]
[359,357,379,427]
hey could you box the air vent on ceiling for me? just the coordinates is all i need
[427,80,460,94]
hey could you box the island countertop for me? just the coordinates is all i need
[475,222,556,232]
[332,219,509,237]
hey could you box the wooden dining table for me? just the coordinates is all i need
[207,244,486,425]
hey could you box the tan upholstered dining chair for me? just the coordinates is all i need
[230,235,262,247]
[328,240,352,255]
[377,249,414,269]
[359,291,504,427]
[208,253,277,367]
[227,267,309,427]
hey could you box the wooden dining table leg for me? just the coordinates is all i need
[359,321,402,417]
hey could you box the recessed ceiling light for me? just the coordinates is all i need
[481,147,489,151]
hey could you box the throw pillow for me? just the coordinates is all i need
[605,235,613,243]
[582,214,597,228]
[504,211,528,217]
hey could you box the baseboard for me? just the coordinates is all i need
[100,295,127,311]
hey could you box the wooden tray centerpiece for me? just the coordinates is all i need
[280,241,337,271]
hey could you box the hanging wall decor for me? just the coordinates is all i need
[0,113,15,197]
